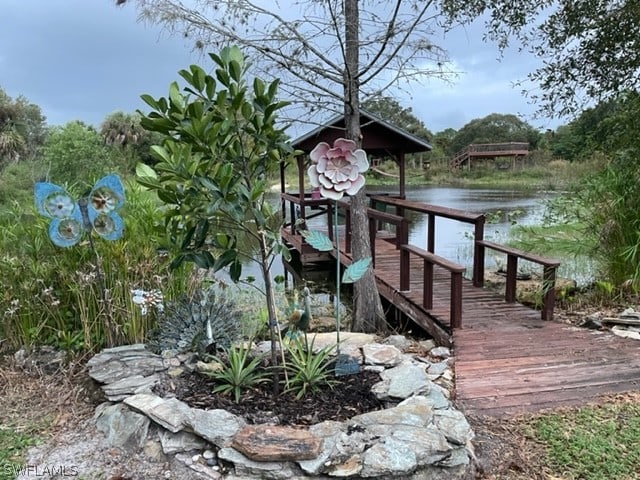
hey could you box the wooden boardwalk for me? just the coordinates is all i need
[342,237,640,418]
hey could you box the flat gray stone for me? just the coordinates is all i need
[363,343,403,366]
[436,446,471,467]
[430,346,451,359]
[124,394,192,433]
[361,436,417,477]
[102,374,159,401]
[350,395,434,427]
[95,403,149,451]
[159,430,208,454]
[372,362,432,400]
[218,448,301,480]
[389,424,451,464]
[298,421,344,475]
[433,409,474,445]
[188,408,245,447]
[428,361,449,377]
[420,384,451,409]
[382,335,415,351]
[307,332,376,354]
[88,345,166,384]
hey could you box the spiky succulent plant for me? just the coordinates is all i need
[146,287,241,356]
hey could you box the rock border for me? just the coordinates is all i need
[88,334,474,479]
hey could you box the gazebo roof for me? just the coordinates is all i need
[291,109,432,155]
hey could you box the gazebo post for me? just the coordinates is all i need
[398,152,406,200]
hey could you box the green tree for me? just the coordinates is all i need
[100,111,147,147]
[42,121,119,186]
[449,113,541,155]
[100,111,161,169]
[362,95,437,165]
[0,87,46,168]
[116,0,457,332]
[136,47,294,389]
[432,128,457,158]
[548,92,640,162]
[548,125,582,162]
[362,96,433,140]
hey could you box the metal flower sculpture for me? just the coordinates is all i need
[303,138,372,375]
[308,138,369,200]
[34,174,125,247]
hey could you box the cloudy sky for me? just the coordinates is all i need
[0,0,565,135]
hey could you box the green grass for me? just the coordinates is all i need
[528,401,640,479]
[0,429,37,480]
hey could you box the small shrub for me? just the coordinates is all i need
[205,342,270,403]
[284,336,337,399]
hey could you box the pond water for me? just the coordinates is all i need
[224,186,571,287]
[374,185,555,272]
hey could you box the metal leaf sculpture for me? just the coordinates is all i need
[342,258,372,284]
[34,174,125,247]
[300,230,334,252]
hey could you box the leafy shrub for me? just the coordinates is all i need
[205,342,270,403]
[283,336,337,399]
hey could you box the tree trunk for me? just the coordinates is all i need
[259,234,280,395]
[344,0,386,333]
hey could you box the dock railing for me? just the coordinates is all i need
[475,240,560,321]
[368,195,560,322]
[281,191,560,327]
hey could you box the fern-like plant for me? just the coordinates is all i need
[206,342,270,403]
[284,336,338,399]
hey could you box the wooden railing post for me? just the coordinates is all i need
[399,218,409,248]
[542,265,557,321]
[400,247,410,291]
[290,201,296,235]
[505,254,518,303]
[327,202,334,242]
[477,239,560,321]
[451,271,463,329]
[368,217,377,268]
[427,214,435,253]
[473,215,485,287]
[400,244,465,330]
[423,259,433,309]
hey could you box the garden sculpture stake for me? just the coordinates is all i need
[34,174,125,346]
[303,138,372,375]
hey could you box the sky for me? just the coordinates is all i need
[0,0,566,136]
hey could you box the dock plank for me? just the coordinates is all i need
[338,235,640,417]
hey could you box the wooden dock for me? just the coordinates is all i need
[340,236,640,418]
[282,194,640,418]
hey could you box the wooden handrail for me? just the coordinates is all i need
[369,195,483,223]
[400,244,465,329]
[477,240,559,321]
[338,199,407,265]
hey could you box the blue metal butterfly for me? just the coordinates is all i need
[34,174,125,248]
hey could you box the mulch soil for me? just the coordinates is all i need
[160,369,386,426]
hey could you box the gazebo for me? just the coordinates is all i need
[280,109,432,263]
